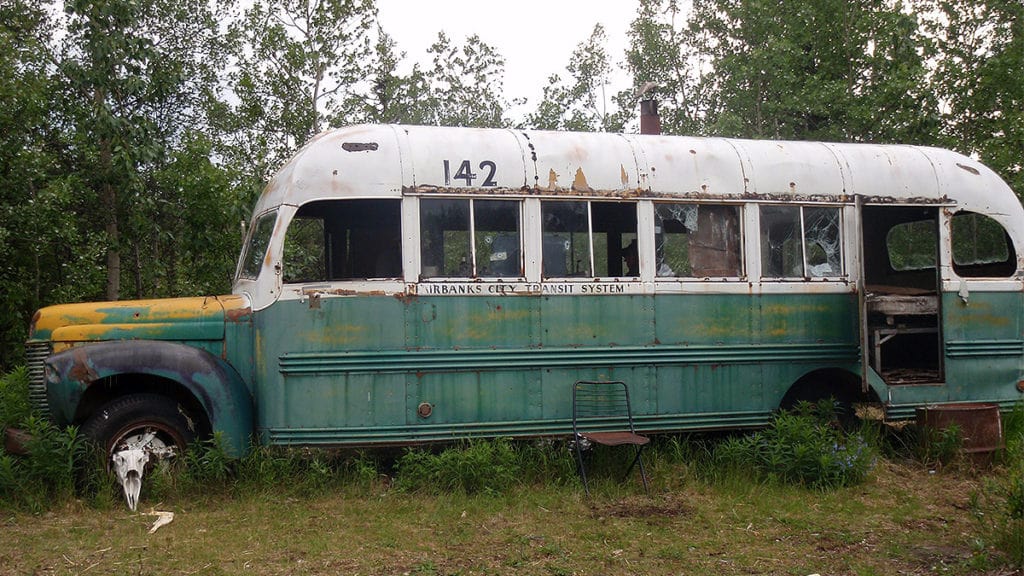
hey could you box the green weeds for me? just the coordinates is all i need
[714,400,877,489]
[5,364,1024,572]
[968,402,1024,569]
[393,438,575,495]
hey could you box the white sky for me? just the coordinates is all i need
[375,0,640,119]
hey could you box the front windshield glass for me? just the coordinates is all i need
[238,211,277,280]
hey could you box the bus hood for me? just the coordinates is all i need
[28,295,251,343]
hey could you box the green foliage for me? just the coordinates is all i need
[922,0,1024,198]
[525,25,615,132]
[970,464,1024,568]
[714,401,877,489]
[0,367,32,430]
[394,438,574,495]
[971,402,1024,567]
[917,423,964,469]
[0,417,105,513]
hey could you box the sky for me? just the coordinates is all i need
[375,0,640,118]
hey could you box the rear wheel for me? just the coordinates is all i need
[81,393,197,460]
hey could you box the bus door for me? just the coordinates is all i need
[860,205,945,387]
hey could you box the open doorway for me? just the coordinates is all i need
[861,206,943,385]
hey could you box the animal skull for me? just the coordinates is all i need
[112,448,150,511]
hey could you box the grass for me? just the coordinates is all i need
[3,365,1022,574]
[0,459,990,575]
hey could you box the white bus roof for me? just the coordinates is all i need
[255,124,1021,222]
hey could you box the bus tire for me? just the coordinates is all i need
[81,393,197,460]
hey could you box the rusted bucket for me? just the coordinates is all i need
[3,427,32,456]
[916,403,1003,466]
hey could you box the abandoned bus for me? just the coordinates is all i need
[27,124,1024,459]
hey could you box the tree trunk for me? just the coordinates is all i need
[103,179,120,301]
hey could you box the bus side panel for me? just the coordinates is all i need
[539,294,654,347]
[406,296,540,349]
[942,290,1024,406]
[653,292,859,406]
[255,296,408,441]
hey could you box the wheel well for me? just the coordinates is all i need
[780,368,881,410]
[74,374,212,437]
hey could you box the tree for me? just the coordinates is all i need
[58,0,228,301]
[923,0,1024,196]
[224,0,377,183]
[421,32,511,128]
[673,0,939,142]
[525,25,616,132]
[0,0,66,368]
[342,25,437,125]
[615,0,707,135]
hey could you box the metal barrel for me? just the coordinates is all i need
[916,403,1004,466]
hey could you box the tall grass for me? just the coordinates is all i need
[393,438,576,495]
[969,402,1024,569]
[714,400,877,489]
[0,368,113,512]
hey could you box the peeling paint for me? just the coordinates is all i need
[572,168,592,192]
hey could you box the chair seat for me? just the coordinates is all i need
[580,431,650,447]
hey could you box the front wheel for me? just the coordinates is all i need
[81,393,198,460]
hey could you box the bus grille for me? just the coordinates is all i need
[25,343,52,418]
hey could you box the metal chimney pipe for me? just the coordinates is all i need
[640,99,661,135]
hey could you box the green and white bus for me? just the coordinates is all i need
[28,124,1024,459]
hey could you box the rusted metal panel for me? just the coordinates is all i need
[43,340,254,456]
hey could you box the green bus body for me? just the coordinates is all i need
[26,125,1024,455]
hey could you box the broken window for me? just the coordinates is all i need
[760,205,843,279]
[282,199,402,283]
[655,203,743,278]
[541,201,637,277]
[420,198,522,278]
[951,211,1016,277]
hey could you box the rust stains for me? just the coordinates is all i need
[225,306,253,323]
[69,346,100,384]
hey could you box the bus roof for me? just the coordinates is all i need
[255,124,1021,221]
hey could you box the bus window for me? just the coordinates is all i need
[283,216,325,283]
[239,211,277,280]
[283,199,402,282]
[804,207,842,277]
[760,205,842,279]
[886,219,936,272]
[542,201,637,278]
[420,198,522,278]
[951,211,1016,277]
[655,204,743,278]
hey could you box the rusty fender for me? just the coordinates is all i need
[44,340,254,457]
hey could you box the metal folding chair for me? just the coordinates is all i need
[571,380,650,495]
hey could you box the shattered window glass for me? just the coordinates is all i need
[655,203,743,277]
[760,205,843,279]
[803,207,842,277]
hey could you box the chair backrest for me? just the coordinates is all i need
[572,380,639,436]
